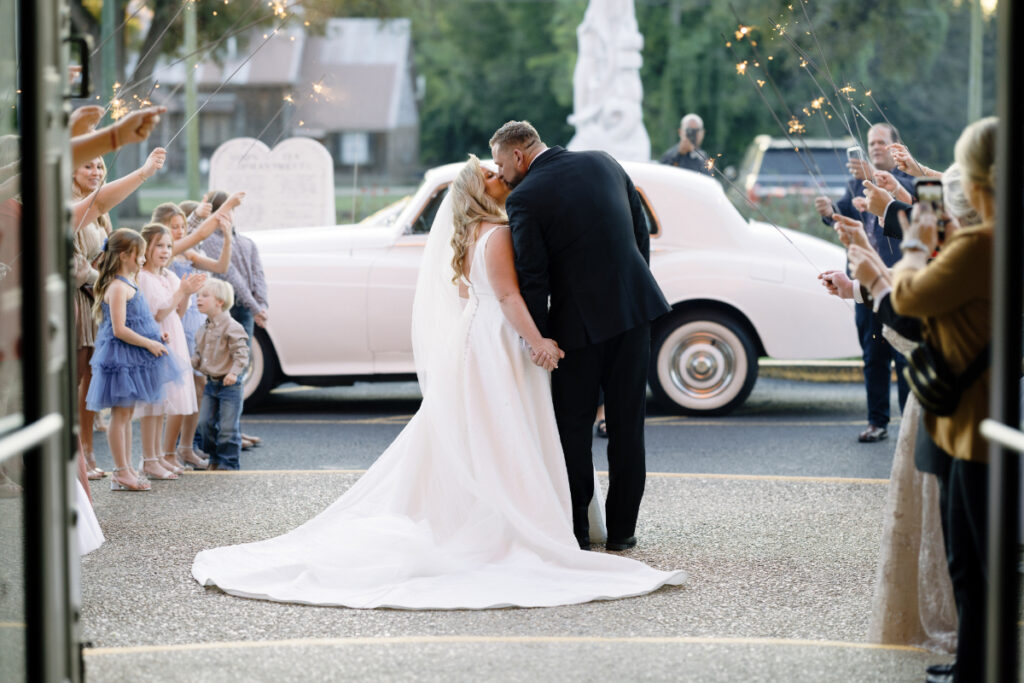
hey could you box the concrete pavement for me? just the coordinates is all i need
[81,471,950,682]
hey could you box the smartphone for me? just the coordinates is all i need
[914,177,946,244]
[846,146,865,164]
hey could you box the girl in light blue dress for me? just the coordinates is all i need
[86,229,181,491]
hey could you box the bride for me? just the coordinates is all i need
[191,155,686,609]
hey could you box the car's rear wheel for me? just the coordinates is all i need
[649,309,758,415]
[242,328,278,405]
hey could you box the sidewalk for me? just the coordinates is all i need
[80,471,948,682]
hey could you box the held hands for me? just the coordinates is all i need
[223,372,238,386]
[818,270,854,299]
[141,147,166,179]
[529,338,565,371]
[832,214,870,250]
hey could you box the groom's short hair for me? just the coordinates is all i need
[489,121,541,152]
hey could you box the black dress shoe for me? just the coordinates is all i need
[925,672,953,683]
[605,536,637,551]
[576,537,591,551]
[858,424,888,443]
[926,662,955,676]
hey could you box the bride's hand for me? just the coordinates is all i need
[531,338,564,371]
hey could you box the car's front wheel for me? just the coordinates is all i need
[648,310,758,415]
[242,328,278,405]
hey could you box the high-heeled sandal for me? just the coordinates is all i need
[110,467,151,492]
[141,457,178,480]
[161,452,185,475]
[177,447,209,470]
[84,450,107,479]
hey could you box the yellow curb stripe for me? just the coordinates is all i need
[83,635,928,657]
[179,470,889,485]
[242,417,892,428]
[0,622,25,628]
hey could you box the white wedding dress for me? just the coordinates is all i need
[192,221,686,609]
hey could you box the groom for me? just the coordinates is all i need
[489,121,670,551]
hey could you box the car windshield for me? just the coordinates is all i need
[759,147,848,177]
[359,196,411,227]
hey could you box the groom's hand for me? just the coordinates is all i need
[530,338,565,371]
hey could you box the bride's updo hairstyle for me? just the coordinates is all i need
[449,154,507,283]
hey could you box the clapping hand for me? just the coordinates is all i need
[180,272,207,295]
[832,214,871,250]
[530,338,565,371]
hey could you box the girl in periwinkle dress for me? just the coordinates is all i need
[135,224,206,481]
[86,229,182,492]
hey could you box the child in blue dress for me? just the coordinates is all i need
[86,229,181,492]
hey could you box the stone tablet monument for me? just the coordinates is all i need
[566,0,651,162]
[208,137,336,231]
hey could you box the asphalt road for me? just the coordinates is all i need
[105,377,904,480]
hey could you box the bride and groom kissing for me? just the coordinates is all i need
[192,121,685,610]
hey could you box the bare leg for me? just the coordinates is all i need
[161,413,185,470]
[109,406,148,490]
[77,347,102,475]
[141,414,175,479]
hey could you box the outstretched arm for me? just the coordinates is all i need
[505,193,550,337]
[486,226,563,370]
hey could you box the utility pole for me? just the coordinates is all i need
[185,0,200,200]
[967,0,983,123]
[101,0,118,225]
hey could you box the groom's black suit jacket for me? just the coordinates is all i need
[505,146,671,351]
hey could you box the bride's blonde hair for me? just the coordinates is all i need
[450,154,507,283]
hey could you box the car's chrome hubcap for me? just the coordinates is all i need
[669,332,736,399]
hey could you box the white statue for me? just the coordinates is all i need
[566,0,651,162]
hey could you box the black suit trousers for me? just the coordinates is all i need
[551,323,650,541]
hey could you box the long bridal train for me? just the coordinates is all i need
[192,216,685,610]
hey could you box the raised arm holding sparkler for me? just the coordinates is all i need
[72,147,165,232]
[71,106,167,169]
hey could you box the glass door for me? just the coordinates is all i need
[0,0,79,681]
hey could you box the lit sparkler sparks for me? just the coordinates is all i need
[787,117,806,135]
[811,96,825,109]
[269,1,288,19]
[756,79,766,87]
[734,25,752,41]
[736,61,748,75]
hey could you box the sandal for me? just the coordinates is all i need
[161,452,185,475]
[110,467,151,492]
[178,447,209,470]
[595,419,608,438]
[84,450,107,479]
[141,457,178,480]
